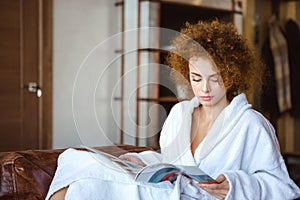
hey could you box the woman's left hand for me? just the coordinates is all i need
[119,154,146,167]
[198,174,229,200]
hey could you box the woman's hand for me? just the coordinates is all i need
[198,174,229,200]
[119,154,146,167]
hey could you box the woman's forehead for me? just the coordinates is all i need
[189,56,219,73]
[189,56,215,67]
[189,55,213,63]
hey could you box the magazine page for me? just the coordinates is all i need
[80,145,143,177]
[135,163,217,184]
[176,165,217,184]
[135,163,180,183]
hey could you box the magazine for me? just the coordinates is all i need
[81,145,217,184]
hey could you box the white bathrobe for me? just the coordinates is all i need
[46,93,300,200]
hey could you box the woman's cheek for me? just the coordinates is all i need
[191,84,199,96]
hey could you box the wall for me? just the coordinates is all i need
[53,0,120,148]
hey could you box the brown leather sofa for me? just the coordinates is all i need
[0,145,152,200]
[284,152,300,188]
[0,145,299,200]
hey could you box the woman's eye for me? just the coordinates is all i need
[210,75,220,82]
[192,78,201,82]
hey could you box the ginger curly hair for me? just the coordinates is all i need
[166,19,265,101]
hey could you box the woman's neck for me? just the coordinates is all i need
[199,100,229,123]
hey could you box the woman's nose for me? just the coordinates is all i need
[201,81,210,92]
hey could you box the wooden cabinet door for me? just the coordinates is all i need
[0,0,52,151]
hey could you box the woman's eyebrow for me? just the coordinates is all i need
[190,72,201,76]
[209,73,220,78]
[190,72,219,77]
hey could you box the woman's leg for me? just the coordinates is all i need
[49,187,68,200]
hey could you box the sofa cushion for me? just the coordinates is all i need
[284,152,300,187]
[0,145,152,200]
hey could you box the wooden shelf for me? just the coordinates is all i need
[114,96,184,103]
[138,96,180,102]
[115,0,240,148]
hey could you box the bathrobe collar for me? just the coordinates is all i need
[162,93,251,165]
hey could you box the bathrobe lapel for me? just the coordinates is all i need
[162,94,251,166]
[194,93,251,164]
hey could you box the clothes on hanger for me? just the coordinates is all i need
[268,15,292,113]
[285,19,300,117]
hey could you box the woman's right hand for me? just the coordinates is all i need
[119,154,146,167]
[198,174,229,200]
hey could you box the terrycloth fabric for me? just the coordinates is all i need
[160,93,300,199]
[45,148,214,200]
[269,16,292,113]
[46,93,300,199]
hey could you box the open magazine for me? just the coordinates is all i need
[81,145,217,184]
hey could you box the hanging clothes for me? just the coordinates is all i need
[285,19,300,117]
[261,36,280,126]
[268,16,292,113]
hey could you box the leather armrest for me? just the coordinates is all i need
[0,145,152,199]
[283,152,300,187]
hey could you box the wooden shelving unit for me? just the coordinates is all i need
[115,0,242,149]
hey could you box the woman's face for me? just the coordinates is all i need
[189,56,227,107]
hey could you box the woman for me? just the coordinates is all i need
[47,20,300,200]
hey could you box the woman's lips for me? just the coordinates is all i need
[200,96,212,101]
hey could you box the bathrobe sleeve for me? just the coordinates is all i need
[222,111,300,200]
[123,102,185,166]
[159,103,183,150]
[127,103,185,166]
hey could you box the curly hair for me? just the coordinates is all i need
[166,19,265,101]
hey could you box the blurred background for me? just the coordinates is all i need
[0,0,299,153]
